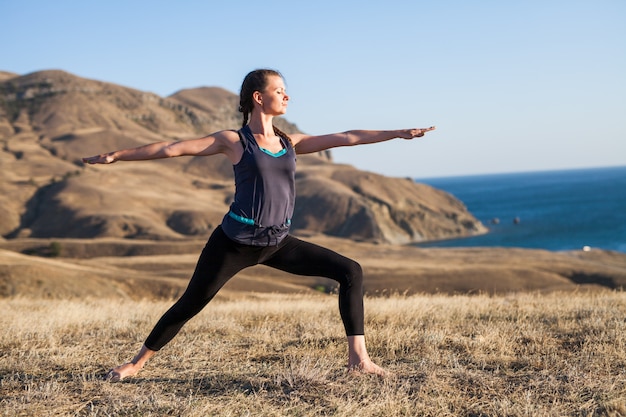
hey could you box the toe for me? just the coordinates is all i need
[105,370,122,382]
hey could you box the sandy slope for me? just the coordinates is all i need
[1,236,624,300]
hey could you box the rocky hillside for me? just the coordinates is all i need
[0,70,486,243]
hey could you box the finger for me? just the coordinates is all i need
[83,157,100,164]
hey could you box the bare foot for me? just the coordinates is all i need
[105,362,141,382]
[347,359,389,377]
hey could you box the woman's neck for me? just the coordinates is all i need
[246,113,275,138]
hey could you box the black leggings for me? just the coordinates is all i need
[144,226,364,351]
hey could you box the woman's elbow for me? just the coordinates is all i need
[162,142,183,158]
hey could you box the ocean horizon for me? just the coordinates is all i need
[415,165,626,253]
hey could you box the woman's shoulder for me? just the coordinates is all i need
[205,129,244,163]
[211,129,242,144]
[215,129,241,138]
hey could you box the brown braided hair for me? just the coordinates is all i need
[239,69,294,148]
[272,125,294,149]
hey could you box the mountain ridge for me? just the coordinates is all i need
[2,70,625,298]
[0,69,486,243]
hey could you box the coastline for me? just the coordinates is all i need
[416,165,626,254]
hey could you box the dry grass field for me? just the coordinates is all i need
[1,291,625,416]
[3,69,626,416]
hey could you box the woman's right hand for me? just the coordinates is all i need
[82,153,116,164]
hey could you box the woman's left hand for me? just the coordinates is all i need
[400,126,437,139]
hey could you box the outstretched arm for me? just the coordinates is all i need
[82,130,241,164]
[290,126,436,154]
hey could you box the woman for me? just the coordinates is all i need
[83,69,435,380]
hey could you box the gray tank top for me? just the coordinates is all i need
[221,125,297,246]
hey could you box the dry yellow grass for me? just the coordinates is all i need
[1,291,625,416]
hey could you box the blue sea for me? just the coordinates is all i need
[415,166,626,253]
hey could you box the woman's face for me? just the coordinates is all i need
[257,75,289,115]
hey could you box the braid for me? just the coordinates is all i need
[273,126,294,149]
[238,101,251,128]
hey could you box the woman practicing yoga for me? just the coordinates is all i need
[83,69,436,380]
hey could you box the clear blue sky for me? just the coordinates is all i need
[3,0,625,178]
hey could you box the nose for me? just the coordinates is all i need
[284,93,289,102]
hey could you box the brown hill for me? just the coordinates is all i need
[0,69,485,243]
[0,71,17,82]
[1,70,625,298]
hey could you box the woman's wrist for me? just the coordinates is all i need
[107,151,119,163]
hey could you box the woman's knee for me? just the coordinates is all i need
[341,259,363,288]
